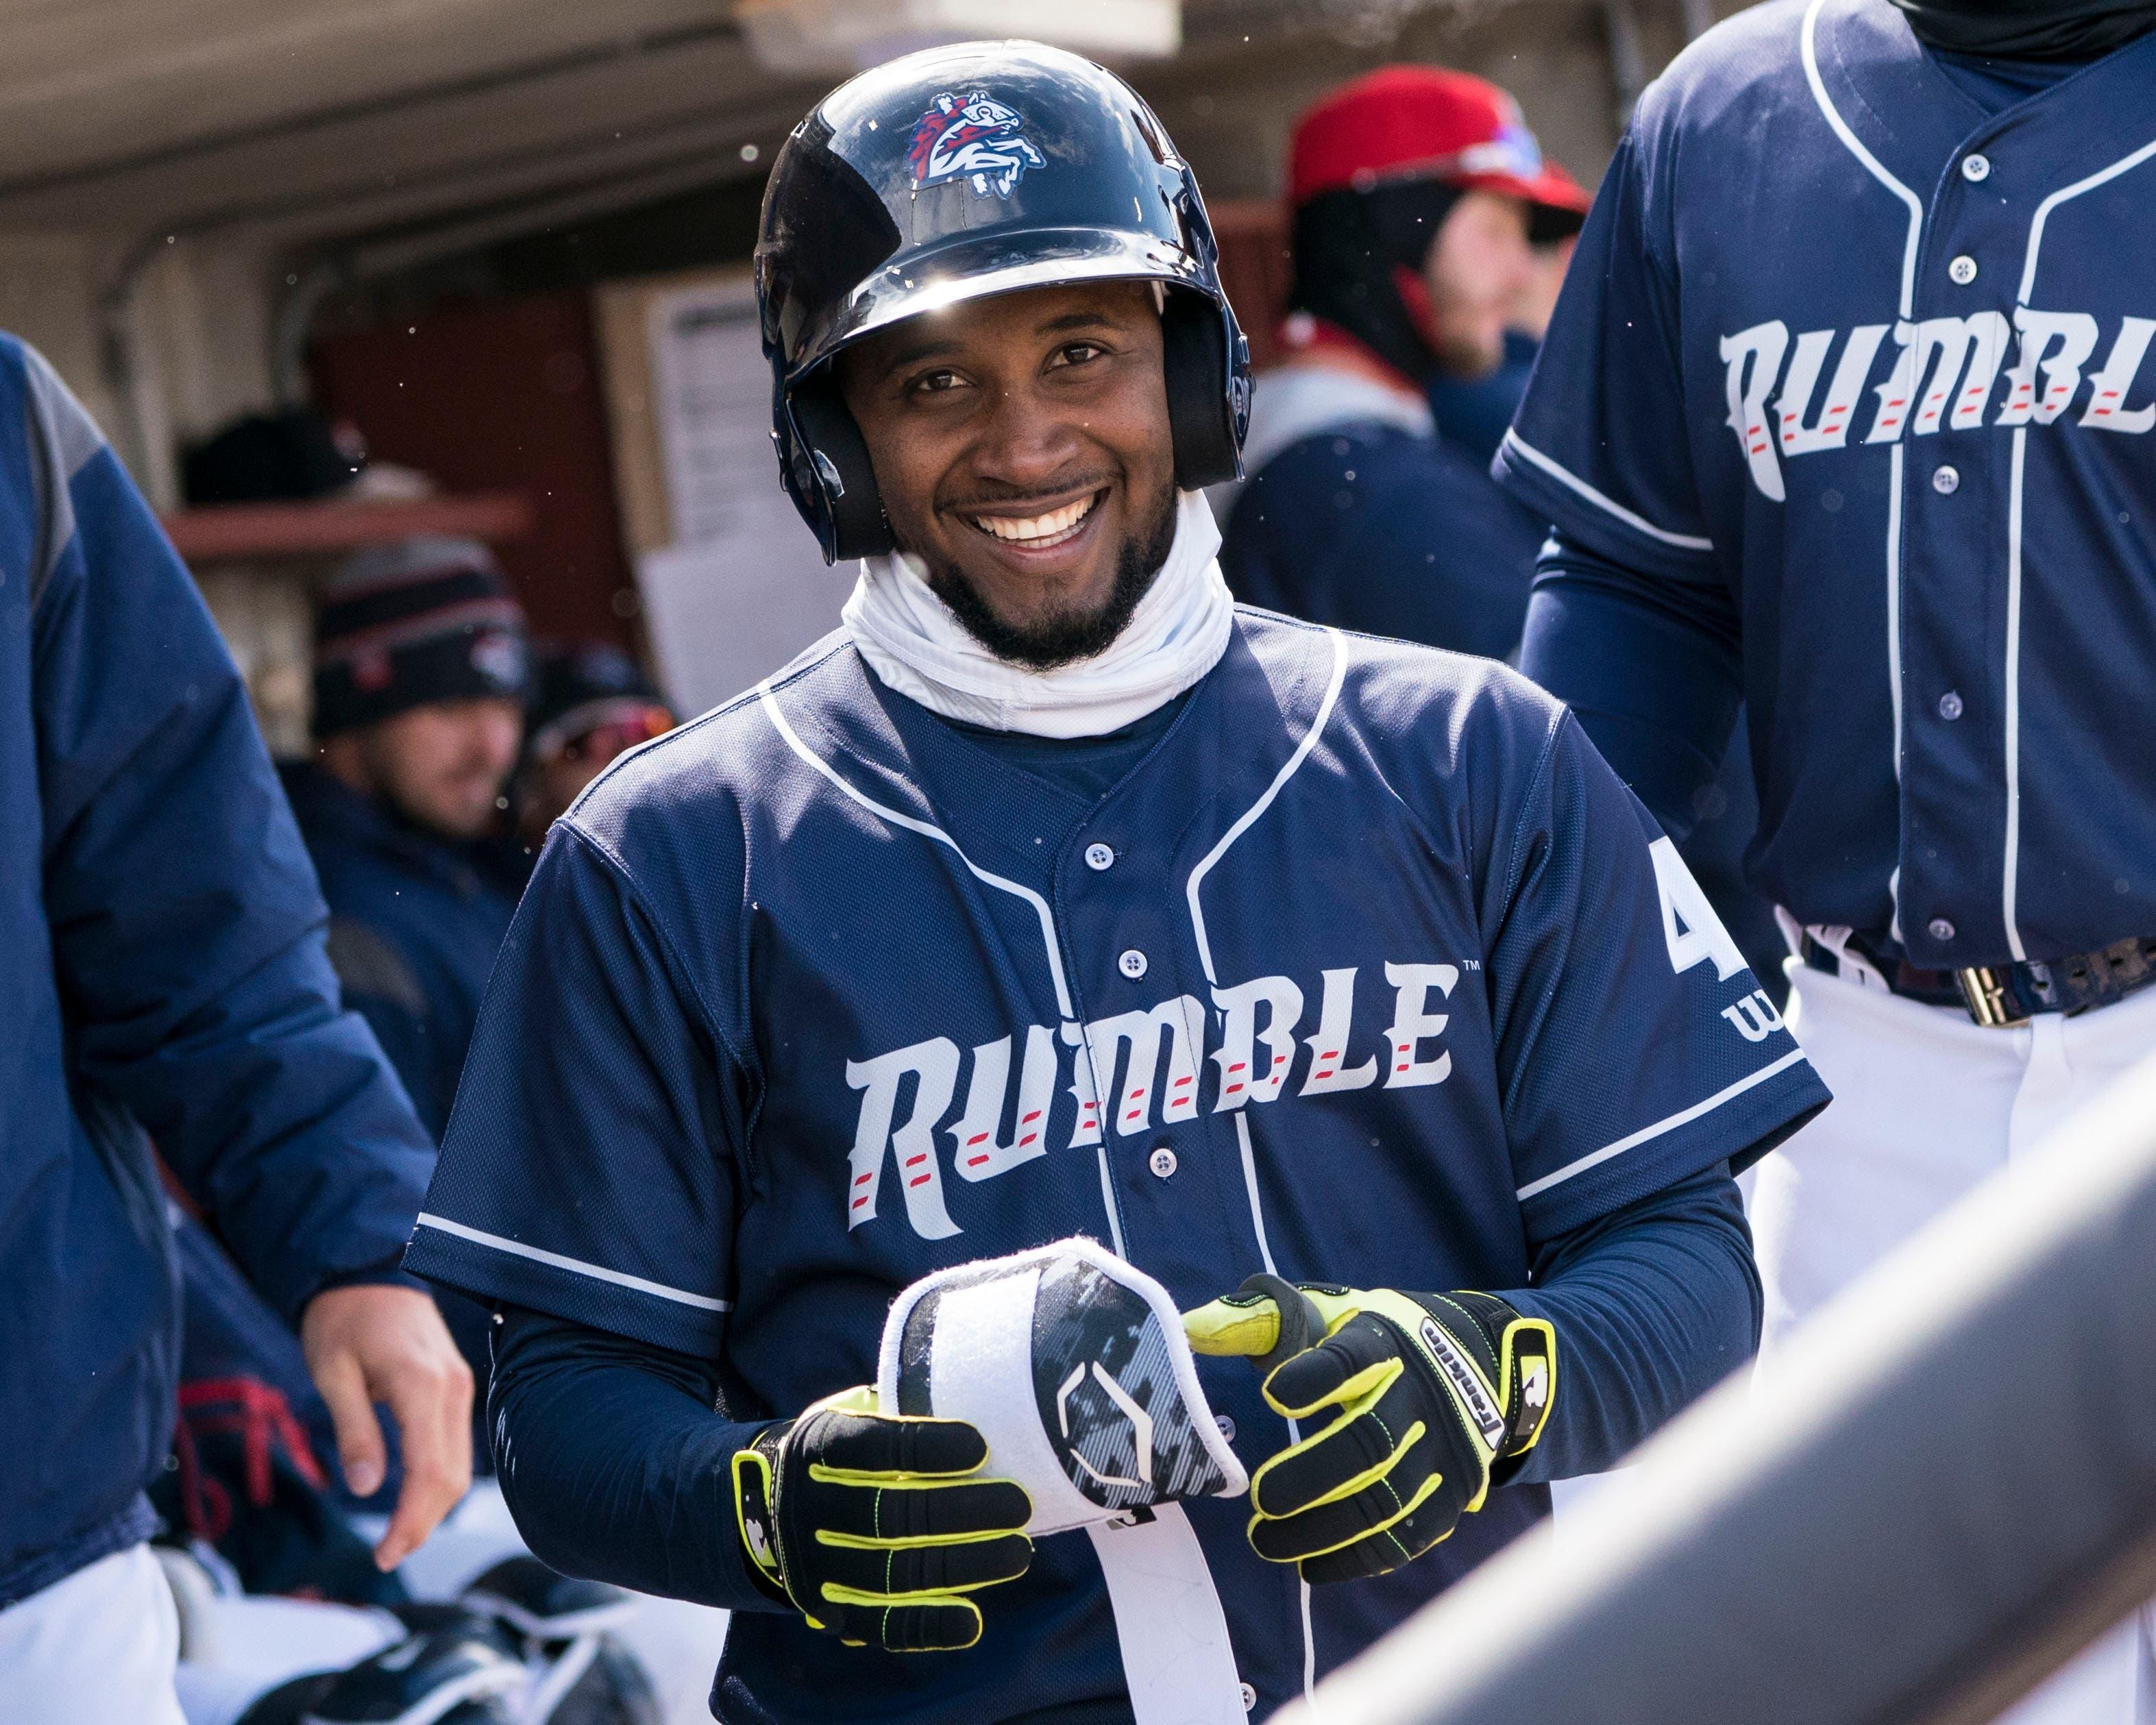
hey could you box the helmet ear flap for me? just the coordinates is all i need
[782,374,896,564]
[1163,286,1251,491]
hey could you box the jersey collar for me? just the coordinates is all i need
[1809,0,2156,199]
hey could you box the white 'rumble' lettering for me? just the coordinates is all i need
[1719,309,2156,498]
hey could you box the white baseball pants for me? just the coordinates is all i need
[0,1543,186,1724]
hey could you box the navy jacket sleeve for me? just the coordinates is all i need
[27,341,433,1321]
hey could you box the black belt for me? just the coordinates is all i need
[1799,930,2156,1028]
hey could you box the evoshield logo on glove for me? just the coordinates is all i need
[876,1238,1247,1535]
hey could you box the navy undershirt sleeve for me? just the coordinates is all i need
[1518,529,1745,843]
[487,1310,781,1614]
[1505,1161,1759,1486]
[487,1162,1755,1591]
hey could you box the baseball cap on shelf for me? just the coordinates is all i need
[312,537,530,738]
[1288,66,1590,242]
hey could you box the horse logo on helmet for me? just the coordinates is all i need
[906,90,1046,199]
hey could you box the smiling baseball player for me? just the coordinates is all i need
[406,41,1828,1724]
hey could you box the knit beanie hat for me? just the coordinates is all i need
[313,537,530,738]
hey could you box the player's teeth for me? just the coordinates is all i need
[974,495,1095,542]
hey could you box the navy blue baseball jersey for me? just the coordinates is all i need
[409,613,1824,1719]
[1499,0,2156,970]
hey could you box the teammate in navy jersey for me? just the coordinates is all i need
[1499,0,2156,1715]
[408,42,1827,1724]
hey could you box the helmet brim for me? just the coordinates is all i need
[787,226,1212,382]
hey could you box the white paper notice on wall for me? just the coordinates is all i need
[637,279,850,718]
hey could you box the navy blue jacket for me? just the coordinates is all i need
[0,335,434,1607]
[1221,367,1548,663]
[282,764,520,1143]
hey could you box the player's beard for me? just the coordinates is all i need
[922,482,1180,672]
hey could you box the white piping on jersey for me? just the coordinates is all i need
[2018,138,2156,307]
[1884,442,1907,800]
[757,680,1075,1023]
[2003,429,2029,961]
[1185,629,1351,986]
[2000,134,2156,961]
[757,678,1130,1253]
[1496,430,1715,552]
[1183,628,1345,1707]
[1513,1049,1808,1202]
[414,1213,733,1312]
[1800,0,1924,935]
[1800,0,1922,322]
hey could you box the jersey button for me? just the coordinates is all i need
[1938,690,1964,721]
[1239,1682,1258,1712]
[1948,254,1978,286]
[1118,948,1149,979]
[1214,1412,1237,1442]
[1148,1145,1177,1179]
[1933,465,1961,495]
[1928,917,1957,943]
[1084,842,1116,871]
[1962,152,1991,182]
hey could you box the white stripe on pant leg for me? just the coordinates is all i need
[0,1545,185,1725]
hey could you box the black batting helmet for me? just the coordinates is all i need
[755,40,1253,563]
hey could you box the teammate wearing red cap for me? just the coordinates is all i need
[1218,66,1585,662]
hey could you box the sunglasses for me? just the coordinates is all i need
[551,704,675,765]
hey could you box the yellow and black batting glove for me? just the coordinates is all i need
[730,1386,1033,1652]
[1184,1274,1554,1585]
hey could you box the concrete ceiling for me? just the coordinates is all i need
[0,1,821,240]
[0,0,1630,265]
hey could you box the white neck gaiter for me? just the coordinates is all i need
[842,489,1234,739]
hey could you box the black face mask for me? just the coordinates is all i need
[1891,0,2156,60]
[1286,180,1463,385]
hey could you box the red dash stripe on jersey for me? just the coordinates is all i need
[967,1133,989,1146]
[904,1154,926,1167]
[853,1173,872,1186]
[1019,1133,1038,1146]
[966,1155,990,1168]
[1022,1110,1042,1123]
[908,1174,931,1188]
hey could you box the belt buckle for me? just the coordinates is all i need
[1956,965,2031,1029]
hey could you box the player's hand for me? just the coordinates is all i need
[1184,1275,1554,1585]
[731,1387,1033,1651]
[299,1282,475,1571]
